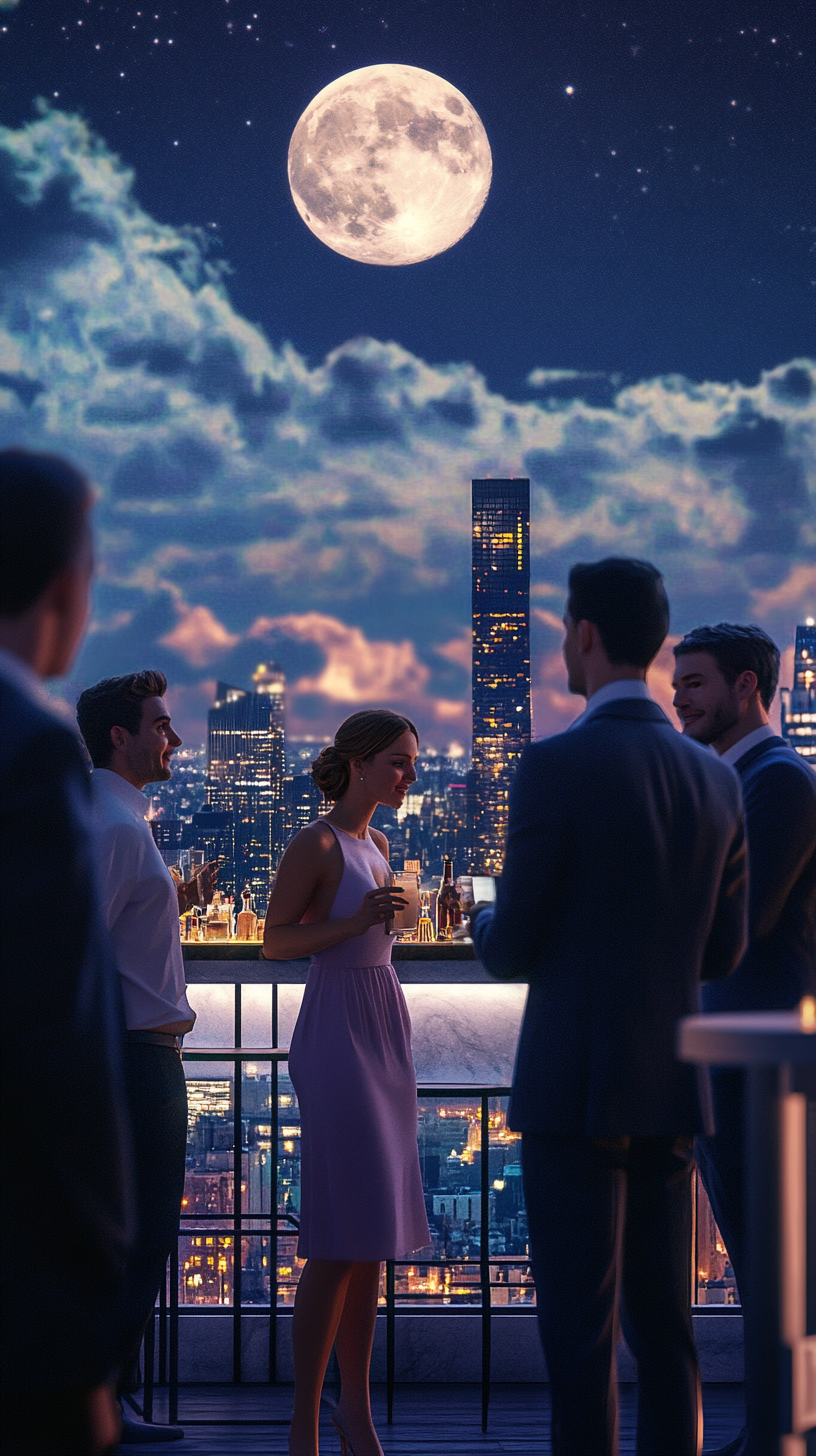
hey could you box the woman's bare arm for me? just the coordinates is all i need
[262,823,405,959]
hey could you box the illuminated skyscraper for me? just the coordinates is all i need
[470,479,531,873]
[150,817,183,867]
[780,621,816,760]
[283,771,325,843]
[207,664,286,909]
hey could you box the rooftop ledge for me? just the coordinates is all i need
[182,940,494,983]
[183,941,476,960]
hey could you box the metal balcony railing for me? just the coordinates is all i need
[143,1033,511,1432]
[140,982,740,1433]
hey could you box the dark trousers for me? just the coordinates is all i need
[522,1132,700,1456]
[117,1043,188,1395]
[695,1068,745,1299]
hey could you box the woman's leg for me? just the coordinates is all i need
[289,1258,353,1456]
[334,1262,383,1456]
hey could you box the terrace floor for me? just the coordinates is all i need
[130,1383,745,1452]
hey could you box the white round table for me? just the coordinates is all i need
[679,1012,816,1456]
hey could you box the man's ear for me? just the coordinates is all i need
[109,724,130,751]
[578,619,595,655]
[735,669,759,706]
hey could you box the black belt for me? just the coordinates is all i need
[127,1030,184,1050]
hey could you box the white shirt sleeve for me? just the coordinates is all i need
[95,820,145,932]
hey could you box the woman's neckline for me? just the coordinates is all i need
[328,821,372,842]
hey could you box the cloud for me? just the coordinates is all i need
[249,612,431,702]
[247,612,469,739]
[1,107,814,743]
[159,603,240,667]
[749,563,816,621]
[434,629,472,674]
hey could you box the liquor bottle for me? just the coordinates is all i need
[206,891,230,941]
[236,884,259,941]
[436,858,454,939]
[416,892,435,943]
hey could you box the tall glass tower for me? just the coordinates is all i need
[780,621,816,760]
[470,479,532,873]
[207,663,286,911]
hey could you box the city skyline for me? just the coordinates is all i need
[175,1067,734,1311]
[148,612,814,893]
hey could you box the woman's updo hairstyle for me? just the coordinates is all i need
[311,710,419,802]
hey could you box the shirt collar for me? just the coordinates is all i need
[569,679,652,730]
[0,646,79,730]
[718,723,776,768]
[92,766,150,818]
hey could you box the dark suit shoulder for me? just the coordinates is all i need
[531,708,739,789]
[740,747,816,835]
[739,739,816,793]
[0,678,88,778]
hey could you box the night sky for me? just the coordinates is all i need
[1,0,814,746]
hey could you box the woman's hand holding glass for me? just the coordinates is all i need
[352,884,408,935]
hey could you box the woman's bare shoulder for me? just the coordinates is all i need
[276,820,336,869]
[289,819,337,855]
[369,826,389,860]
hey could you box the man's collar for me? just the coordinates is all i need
[0,646,78,729]
[719,723,777,768]
[92,766,149,817]
[569,679,652,730]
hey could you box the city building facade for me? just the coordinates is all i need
[470,479,532,873]
[207,664,286,910]
[781,620,816,760]
[283,771,325,844]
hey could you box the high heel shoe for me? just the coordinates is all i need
[330,1408,354,1456]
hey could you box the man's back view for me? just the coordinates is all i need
[472,559,747,1456]
[0,450,132,1455]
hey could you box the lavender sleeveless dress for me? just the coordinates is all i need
[287,824,430,1261]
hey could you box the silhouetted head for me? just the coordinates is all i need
[0,448,93,677]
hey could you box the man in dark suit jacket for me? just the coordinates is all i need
[471,559,747,1456]
[673,623,816,1456]
[0,451,133,1455]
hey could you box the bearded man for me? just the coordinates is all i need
[672,622,816,1456]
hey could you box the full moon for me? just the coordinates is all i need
[287,64,492,266]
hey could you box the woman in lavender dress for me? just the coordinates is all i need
[262,711,430,1456]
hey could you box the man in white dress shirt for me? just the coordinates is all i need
[77,670,216,1444]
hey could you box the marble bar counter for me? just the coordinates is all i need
[181,943,527,1088]
[182,940,493,982]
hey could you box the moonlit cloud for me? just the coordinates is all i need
[159,603,241,667]
[1,108,813,743]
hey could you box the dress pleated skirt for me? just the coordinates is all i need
[288,961,430,1261]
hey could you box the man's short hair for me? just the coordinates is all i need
[77,670,168,768]
[673,624,780,710]
[0,448,90,617]
[567,558,670,668]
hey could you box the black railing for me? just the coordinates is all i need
[142,1014,514,1432]
[141,980,736,1434]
